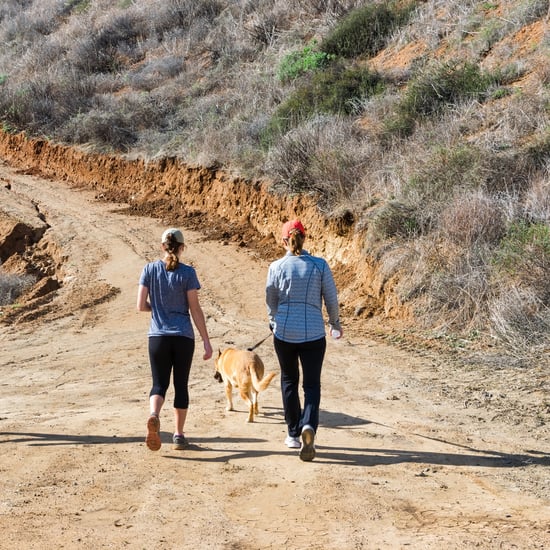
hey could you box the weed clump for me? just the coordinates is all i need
[321,2,414,59]
[277,41,334,82]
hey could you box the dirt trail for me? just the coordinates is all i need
[0,161,549,549]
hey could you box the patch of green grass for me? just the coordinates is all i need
[493,221,550,275]
[278,41,334,82]
[489,87,512,100]
[2,122,16,133]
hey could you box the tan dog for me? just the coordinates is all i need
[214,348,277,422]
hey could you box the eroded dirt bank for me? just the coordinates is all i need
[0,131,408,326]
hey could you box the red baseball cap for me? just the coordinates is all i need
[282,219,306,239]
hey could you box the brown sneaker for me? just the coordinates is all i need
[145,414,161,451]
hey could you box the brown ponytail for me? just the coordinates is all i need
[287,229,305,256]
[162,233,182,271]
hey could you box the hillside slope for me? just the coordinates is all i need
[0,0,549,357]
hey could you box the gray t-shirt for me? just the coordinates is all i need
[139,259,200,338]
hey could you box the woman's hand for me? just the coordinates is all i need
[203,340,213,361]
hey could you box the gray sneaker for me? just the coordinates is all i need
[172,433,187,450]
[299,425,316,461]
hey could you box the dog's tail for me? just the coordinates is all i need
[251,369,277,392]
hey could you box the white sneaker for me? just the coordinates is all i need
[300,425,316,461]
[285,435,301,449]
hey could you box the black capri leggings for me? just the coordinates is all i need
[148,336,195,409]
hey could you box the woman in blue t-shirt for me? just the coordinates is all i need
[137,228,212,451]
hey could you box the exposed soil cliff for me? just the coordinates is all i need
[0,130,411,330]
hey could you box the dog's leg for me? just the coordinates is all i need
[225,381,234,411]
[239,389,254,422]
[252,390,259,415]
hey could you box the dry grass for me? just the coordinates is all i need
[0,272,36,307]
[489,286,550,355]
[439,191,506,247]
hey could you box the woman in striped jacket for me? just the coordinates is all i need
[266,220,342,461]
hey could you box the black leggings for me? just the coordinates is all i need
[148,336,195,409]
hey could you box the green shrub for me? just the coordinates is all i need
[385,61,496,138]
[490,219,550,347]
[370,201,420,240]
[0,84,41,129]
[277,41,334,82]
[523,129,550,171]
[404,145,487,205]
[64,0,91,14]
[263,64,384,144]
[489,87,512,100]
[321,2,414,59]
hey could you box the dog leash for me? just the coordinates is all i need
[247,333,272,352]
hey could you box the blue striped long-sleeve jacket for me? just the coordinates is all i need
[266,250,341,343]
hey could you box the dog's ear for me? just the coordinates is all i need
[217,348,222,358]
[214,371,223,383]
